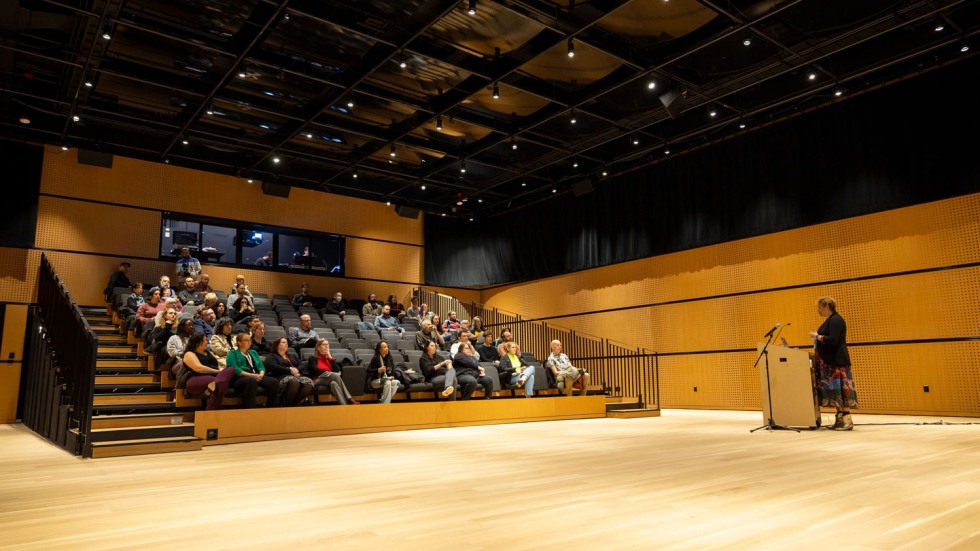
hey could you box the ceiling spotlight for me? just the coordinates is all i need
[61,145,69,151]
[206,103,214,115]
[272,155,280,164]
[353,167,358,179]
[238,70,247,78]
[570,109,577,124]
[386,200,391,206]
[572,159,579,168]
[420,184,426,190]
[492,82,499,99]
[347,97,354,108]
[72,115,80,122]
[664,145,671,155]
[601,168,608,177]
[247,178,254,183]
[436,115,443,130]
[18,117,30,124]
[468,0,476,15]
[441,213,446,217]
[305,132,313,138]
[934,22,945,32]
[567,38,575,58]
[478,198,483,203]
[282,11,290,21]
[101,24,111,40]
[742,32,751,46]
[632,134,640,145]
[739,120,746,129]
[807,68,817,81]
[390,143,396,157]
[552,188,557,193]
[521,180,527,187]
[709,107,717,118]
[834,83,844,97]
[469,218,474,222]
[960,41,970,53]
[181,138,189,145]
[84,77,93,87]
[460,160,466,173]
[511,137,517,150]
[647,80,656,90]
[399,58,408,69]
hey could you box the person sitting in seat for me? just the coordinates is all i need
[431,314,451,345]
[119,282,143,320]
[209,317,236,367]
[416,319,444,351]
[496,328,522,359]
[323,291,347,319]
[147,308,180,367]
[181,332,235,410]
[227,283,253,311]
[499,341,535,397]
[419,340,456,399]
[103,261,132,303]
[175,247,202,280]
[362,293,383,318]
[386,293,406,320]
[443,311,462,334]
[195,273,213,294]
[213,301,228,321]
[228,275,251,298]
[288,314,320,349]
[194,292,219,318]
[178,276,203,306]
[545,339,590,397]
[231,292,256,322]
[469,317,486,342]
[452,341,493,400]
[134,289,165,333]
[450,330,474,356]
[250,321,271,355]
[366,341,403,404]
[404,296,421,320]
[416,303,434,323]
[302,339,357,405]
[166,319,196,369]
[374,304,404,336]
[226,333,279,408]
[263,337,315,407]
[194,307,216,342]
[476,331,501,366]
[149,275,173,296]
[292,283,313,308]
[159,290,183,314]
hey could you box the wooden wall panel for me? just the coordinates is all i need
[39,146,422,245]
[345,238,423,283]
[0,248,40,304]
[36,196,160,258]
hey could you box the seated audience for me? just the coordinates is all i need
[292,283,313,308]
[302,339,357,405]
[476,332,501,365]
[210,317,236,367]
[499,341,535,397]
[181,333,234,410]
[231,292,256,322]
[386,293,406,320]
[366,341,402,404]
[263,337,315,407]
[416,320,444,351]
[178,276,203,306]
[250,321,271,354]
[443,311,462,334]
[119,282,143,319]
[166,319,196,369]
[470,316,486,342]
[545,339,590,397]
[415,303,434,323]
[419,340,456,399]
[228,275,251,298]
[450,330,474,356]
[404,296,421,320]
[155,298,183,324]
[134,289,165,332]
[147,308,180,366]
[374,304,404,336]
[323,291,347,319]
[227,283,253,311]
[195,273,213,294]
[194,292,219,318]
[193,308,216,342]
[159,288,182,311]
[495,328,523,358]
[452,342,493,400]
[103,261,132,303]
[288,314,320,349]
[175,247,202,279]
[149,275,173,295]
[213,301,228,320]
[362,293,383,318]
[226,333,279,408]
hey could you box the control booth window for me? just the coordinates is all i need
[201,224,237,264]
[161,219,201,258]
[279,234,343,273]
[241,230,274,267]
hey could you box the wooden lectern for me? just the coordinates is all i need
[756,343,820,429]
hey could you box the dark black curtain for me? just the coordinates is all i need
[0,141,43,248]
[426,57,980,287]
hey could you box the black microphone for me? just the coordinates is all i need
[764,322,781,338]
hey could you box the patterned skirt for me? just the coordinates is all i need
[814,352,859,410]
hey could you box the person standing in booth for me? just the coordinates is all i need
[809,296,858,431]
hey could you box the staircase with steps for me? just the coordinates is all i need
[75,306,202,458]
[605,396,661,418]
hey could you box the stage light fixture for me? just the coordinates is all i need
[492,82,499,99]
[742,32,751,46]
[436,115,443,130]
[206,103,214,115]
[102,24,111,40]
[390,143,396,157]
[353,167,358,179]
[347,97,354,108]
[468,0,476,15]
[511,137,517,150]
[72,115,80,122]
[61,145,69,151]
[647,80,656,90]
[567,38,575,58]
[521,180,527,187]
[632,134,640,145]
[709,106,717,118]
[460,161,466,173]
[570,109,577,124]
[572,159,579,168]
[935,21,945,32]
[601,168,608,177]
[272,154,280,164]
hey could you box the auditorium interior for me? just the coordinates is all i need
[2,0,980,549]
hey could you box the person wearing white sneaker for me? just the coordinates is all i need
[499,341,535,397]
[545,340,590,397]
[419,341,457,400]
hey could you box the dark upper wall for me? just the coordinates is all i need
[424,56,980,287]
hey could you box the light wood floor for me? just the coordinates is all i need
[3,409,980,551]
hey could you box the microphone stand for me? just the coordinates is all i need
[750,328,800,433]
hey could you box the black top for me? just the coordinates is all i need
[323,299,346,316]
[104,271,132,301]
[367,353,395,382]
[292,292,313,307]
[194,350,220,370]
[251,336,271,355]
[452,352,480,377]
[816,311,851,367]
[419,353,445,381]
[476,344,500,363]
[264,351,300,378]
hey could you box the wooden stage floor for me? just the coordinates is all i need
[2,409,980,550]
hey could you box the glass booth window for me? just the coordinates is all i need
[161,219,201,257]
[241,229,274,267]
[200,224,238,264]
[278,234,311,269]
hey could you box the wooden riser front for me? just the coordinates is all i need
[89,423,196,442]
[91,412,190,429]
[89,437,203,458]
[97,359,144,368]
[95,374,157,385]
[607,408,662,419]
[93,393,170,405]
[98,346,136,354]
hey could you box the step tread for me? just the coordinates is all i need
[89,435,201,447]
[91,422,195,433]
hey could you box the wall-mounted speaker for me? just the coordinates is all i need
[659,89,686,120]
[571,179,594,197]
[77,149,114,168]
[261,181,291,198]
[395,205,421,219]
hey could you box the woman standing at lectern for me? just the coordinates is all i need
[808,296,858,431]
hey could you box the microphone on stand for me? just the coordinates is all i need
[764,322,781,339]
[773,323,791,345]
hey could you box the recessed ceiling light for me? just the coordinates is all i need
[521,181,526,187]
[567,38,575,58]
[420,184,426,190]
[247,179,254,183]
[72,115,80,122]
[647,81,656,90]
[934,22,945,32]
[181,139,189,145]
[272,155,280,163]
[61,145,69,151]
[742,32,751,46]
[18,117,30,124]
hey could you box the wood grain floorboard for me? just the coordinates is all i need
[2,410,980,550]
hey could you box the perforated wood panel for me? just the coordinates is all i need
[345,239,423,283]
[40,146,422,245]
[36,196,160,258]
[479,193,980,415]
[0,247,41,303]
